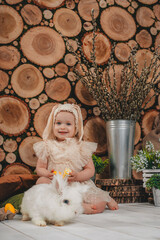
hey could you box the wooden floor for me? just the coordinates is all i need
[0,203,160,240]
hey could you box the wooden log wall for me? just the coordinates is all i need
[0,0,160,177]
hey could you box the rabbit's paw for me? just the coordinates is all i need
[22,214,30,221]
[54,221,64,226]
[32,218,47,227]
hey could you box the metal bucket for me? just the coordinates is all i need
[106,120,135,179]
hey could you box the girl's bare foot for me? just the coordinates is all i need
[83,203,97,214]
[106,198,119,210]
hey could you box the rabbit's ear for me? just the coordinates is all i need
[54,174,68,194]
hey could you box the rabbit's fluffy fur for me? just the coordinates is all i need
[21,174,88,226]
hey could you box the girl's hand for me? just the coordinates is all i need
[68,170,78,182]
[48,173,53,180]
[44,171,53,180]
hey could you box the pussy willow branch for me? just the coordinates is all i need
[61,10,160,121]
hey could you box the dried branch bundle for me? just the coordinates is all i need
[63,11,160,121]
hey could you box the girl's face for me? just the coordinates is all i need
[53,111,76,141]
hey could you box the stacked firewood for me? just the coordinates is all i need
[96,178,149,203]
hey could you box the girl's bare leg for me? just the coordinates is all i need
[83,197,118,214]
[36,177,51,185]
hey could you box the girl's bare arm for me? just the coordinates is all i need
[36,159,53,179]
[68,159,95,182]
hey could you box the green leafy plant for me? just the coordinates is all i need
[92,154,109,174]
[146,174,160,190]
[131,141,160,172]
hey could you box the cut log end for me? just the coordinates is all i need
[83,117,107,154]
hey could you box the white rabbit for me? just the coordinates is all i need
[20,174,88,226]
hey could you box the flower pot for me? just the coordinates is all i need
[152,187,160,207]
[142,169,160,187]
[106,120,135,179]
[132,170,143,180]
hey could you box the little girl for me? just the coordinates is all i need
[33,103,118,214]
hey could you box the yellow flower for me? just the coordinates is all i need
[4,203,16,214]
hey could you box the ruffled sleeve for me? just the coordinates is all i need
[33,140,49,163]
[79,141,97,167]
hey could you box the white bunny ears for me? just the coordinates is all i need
[42,103,84,141]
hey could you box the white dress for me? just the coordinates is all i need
[33,138,111,203]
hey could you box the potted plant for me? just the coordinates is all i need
[63,10,160,179]
[92,154,109,182]
[146,174,160,207]
[131,141,160,186]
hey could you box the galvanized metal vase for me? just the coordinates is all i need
[106,120,135,179]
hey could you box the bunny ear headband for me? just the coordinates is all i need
[42,103,84,141]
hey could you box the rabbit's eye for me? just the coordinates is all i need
[63,199,69,205]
